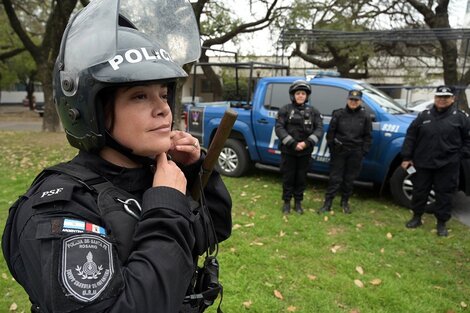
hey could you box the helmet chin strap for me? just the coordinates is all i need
[104,130,155,166]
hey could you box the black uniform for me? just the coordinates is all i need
[2,151,232,313]
[325,105,372,200]
[401,104,470,222]
[275,102,323,201]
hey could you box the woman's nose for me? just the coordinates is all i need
[151,97,169,117]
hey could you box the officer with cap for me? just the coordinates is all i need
[2,1,231,312]
[401,85,470,236]
[275,80,323,214]
[318,90,372,214]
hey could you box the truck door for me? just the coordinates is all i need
[252,83,290,166]
[308,85,351,174]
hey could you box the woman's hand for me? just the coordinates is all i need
[153,153,187,193]
[401,160,413,170]
[168,131,201,165]
[295,141,307,151]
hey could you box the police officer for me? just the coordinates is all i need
[275,80,323,214]
[2,1,232,312]
[401,85,470,236]
[318,90,372,214]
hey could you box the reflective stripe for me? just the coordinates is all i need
[309,135,319,143]
[282,135,294,145]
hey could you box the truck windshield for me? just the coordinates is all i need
[359,84,408,115]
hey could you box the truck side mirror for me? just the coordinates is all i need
[370,113,376,122]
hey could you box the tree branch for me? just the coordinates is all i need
[0,47,25,61]
[203,0,279,47]
[2,0,40,57]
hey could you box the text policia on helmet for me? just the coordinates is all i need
[108,47,174,70]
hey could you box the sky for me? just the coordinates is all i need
[212,0,469,56]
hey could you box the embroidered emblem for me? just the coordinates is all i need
[61,234,114,302]
[76,252,102,279]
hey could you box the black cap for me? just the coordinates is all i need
[348,90,362,100]
[435,85,455,96]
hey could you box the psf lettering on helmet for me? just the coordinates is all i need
[108,47,174,70]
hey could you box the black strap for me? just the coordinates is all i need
[41,162,114,194]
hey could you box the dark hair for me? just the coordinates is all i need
[98,87,118,133]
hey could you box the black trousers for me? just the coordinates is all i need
[325,149,363,200]
[411,161,459,222]
[280,153,311,201]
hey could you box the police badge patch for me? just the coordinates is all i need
[61,234,114,302]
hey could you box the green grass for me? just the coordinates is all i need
[1,131,470,313]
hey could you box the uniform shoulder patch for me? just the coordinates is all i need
[31,175,77,208]
[61,234,114,302]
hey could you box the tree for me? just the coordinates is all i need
[400,0,470,109]
[191,0,284,98]
[164,0,287,128]
[279,0,413,78]
[0,4,28,105]
[3,0,287,130]
[2,0,86,131]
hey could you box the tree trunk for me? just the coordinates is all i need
[38,62,60,132]
[199,53,223,101]
[26,79,35,111]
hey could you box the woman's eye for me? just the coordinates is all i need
[131,93,147,100]
[161,94,168,100]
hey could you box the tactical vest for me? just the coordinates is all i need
[287,104,314,139]
[3,162,223,313]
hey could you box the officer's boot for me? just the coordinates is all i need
[294,200,304,214]
[318,197,333,214]
[340,196,351,214]
[282,200,291,215]
[405,213,423,228]
[436,220,448,237]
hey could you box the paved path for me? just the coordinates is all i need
[0,120,42,131]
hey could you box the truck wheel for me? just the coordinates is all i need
[390,167,413,208]
[389,166,435,209]
[216,139,250,177]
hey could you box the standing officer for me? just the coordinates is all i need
[275,80,323,214]
[401,85,470,236]
[318,90,372,214]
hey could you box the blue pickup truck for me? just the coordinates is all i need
[186,73,470,208]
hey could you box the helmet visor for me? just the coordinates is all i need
[64,0,200,74]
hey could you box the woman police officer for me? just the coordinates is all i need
[275,80,323,214]
[2,1,232,312]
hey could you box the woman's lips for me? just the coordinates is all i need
[148,124,171,132]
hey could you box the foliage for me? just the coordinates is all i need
[2,0,82,131]
[198,1,242,39]
[221,71,249,101]
[0,5,32,90]
[1,131,470,312]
